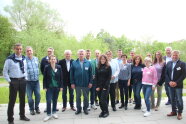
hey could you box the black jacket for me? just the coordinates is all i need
[95,64,112,90]
[43,64,63,89]
[58,59,74,86]
[165,60,186,88]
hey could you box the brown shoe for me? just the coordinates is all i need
[167,112,177,116]
[62,107,66,112]
[71,107,76,111]
[177,113,182,120]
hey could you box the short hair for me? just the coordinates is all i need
[49,55,56,60]
[64,50,72,54]
[26,46,33,51]
[130,50,135,53]
[106,50,112,55]
[77,49,85,54]
[48,47,54,51]
[172,50,180,55]
[86,49,91,52]
[118,49,122,52]
[133,55,143,65]
[95,50,101,53]
[14,43,22,49]
[144,57,152,63]
[121,54,127,58]
[165,47,172,51]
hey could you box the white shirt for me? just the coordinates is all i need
[66,59,70,72]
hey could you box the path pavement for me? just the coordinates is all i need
[0,97,186,124]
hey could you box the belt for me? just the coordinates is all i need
[10,77,25,80]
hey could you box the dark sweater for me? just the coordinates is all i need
[131,64,145,83]
[95,64,112,90]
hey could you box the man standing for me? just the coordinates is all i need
[58,50,76,112]
[3,43,30,124]
[166,50,185,120]
[70,49,93,115]
[86,49,97,110]
[25,46,41,115]
[163,47,173,105]
[115,49,123,104]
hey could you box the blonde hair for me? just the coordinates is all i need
[144,57,152,63]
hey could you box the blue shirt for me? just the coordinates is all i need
[109,59,120,83]
[26,56,39,81]
[171,60,178,80]
[3,54,27,82]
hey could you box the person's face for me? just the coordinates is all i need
[50,56,57,64]
[47,48,53,56]
[65,53,71,60]
[135,57,140,65]
[117,51,122,57]
[121,56,127,61]
[145,60,151,67]
[172,52,179,61]
[86,51,91,59]
[95,52,100,58]
[26,48,33,58]
[14,46,22,56]
[106,53,112,60]
[78,52,85,60]
[130,52,135,57]
[100,57,106,64]
[155,52,161,59]
[166,48,172,55]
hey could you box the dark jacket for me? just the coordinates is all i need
[43,64,63,89]
[58,59,74,86]
[131,64,145,84]
[70,58,92,87]
[165,60,186,88]
[95,64,112,90]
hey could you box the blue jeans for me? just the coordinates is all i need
[26,81,41,111]
[143,85,152,112]
[132,81,142,107]
[46,88,60,115]
[89,84,96,105]
[165,82,171,103]
[168,87,183,113]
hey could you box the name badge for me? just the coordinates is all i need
[55,69,58,72]
[147,71,151,74]
[85,67,89,70]
[176,67,181,71]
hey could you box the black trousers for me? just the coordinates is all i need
[98,87,110,113]
[8,78,26,122]
[107,83,116,108]
[62,84,74,108]
[119,80,128,106]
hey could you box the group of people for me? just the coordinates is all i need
[3,43,186,124]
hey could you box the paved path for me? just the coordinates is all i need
[0,97,186,124]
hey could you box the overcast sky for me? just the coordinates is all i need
[1,0,186,42]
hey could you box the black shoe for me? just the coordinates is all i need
[119,104,124,109]
[99,112,104,118]
[112,107,117,111]
[8,121,14,124]
[102,112,109,118]
[36,109,41,114]
[30,110,35,115]
[125,106,128,110]
[75,110,81,115]
[56,108,59,111]
[84,110,89,115]
[165,101,171,105]
[115,100,119,104]
[134,106,141,110]
[20,116,30,121]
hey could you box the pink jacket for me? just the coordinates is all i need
[142,66,158,86]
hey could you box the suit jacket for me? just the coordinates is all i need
[165,60,186,88]
[43,64,63,89]
[58,59,74,86]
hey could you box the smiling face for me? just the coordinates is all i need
[26,47,33,58]
[78,50,85,61]
[100,56,106,64]
[172,51,179,62]
[86,51,91,59]
[49,56,57,64]
[14,45,22,56]
[121,55,127,62]
[47,48,54,56]
[117,50,122,58]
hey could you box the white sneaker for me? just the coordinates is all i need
[87,104,91,111]
[91,104,97,110]
[52,114,58,119]
[142,109,147,113]
[43,115,52,122]
[144,111,151,117]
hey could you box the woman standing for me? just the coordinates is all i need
[118,54,131,110]
[151,51,165,111]
[131,55,145,110]
[96,55,112,118]
[43,55,63,121]
[142,57,158,117]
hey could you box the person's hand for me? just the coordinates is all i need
[152,86,156,91]
[71,84,75,89]
[60,88,63,91]
[111,76,115,80]
[96,88,100,91]
[172,82,177,87]
[127,82,130,86]
[169,81,174,87]
[44,88,47,91]
[88,83,92,88]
